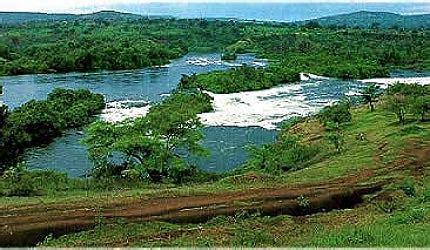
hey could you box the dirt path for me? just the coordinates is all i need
[0,174,383,246]
[1,139,428,247]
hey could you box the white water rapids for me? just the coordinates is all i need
[100,73,430,130]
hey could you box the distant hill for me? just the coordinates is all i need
[300,11,430,29]
[0,12,75,24]
[0,11,168,25]
[2,10,430,29]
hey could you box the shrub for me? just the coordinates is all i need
[244,135,319,173]
[318,101,351,126]
[399,178,416,197]
[1,164,39,197]
[233,228,275,247]
[389,208,425,225]
[297,195,310,209]
[425,184,430,203]
[281,116,305,130]
[383,94,408,124]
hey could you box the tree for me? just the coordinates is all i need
[384,83,430,123]
[360,84,380,111]
[384,94,408,124]
[318,101,352,126]
[326,130,344,153]
[84,119,165,180]
[84,92,209,183]
[410,95,430,121]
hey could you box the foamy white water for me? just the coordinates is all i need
[99,74,430,129]
[300,73,330,81]
[100,100,151,123]
[198,83,335,130]
[359,77,430,88]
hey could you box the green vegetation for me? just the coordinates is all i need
[179,22,428,93]
[0,88,104,173]
[0,17,246,75]
[180,66,299,94]
[83,90,216,183]
[242,134,319,173]
[221,52,237,61]
[1,12,428,84]
[1,83,429,247]
[303,11,430,29]
[383,84,430,123]
[0,10,429,246]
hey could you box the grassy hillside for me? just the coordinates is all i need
[46,106,430,247]
[1,100,428,247]
[302,11,430,29]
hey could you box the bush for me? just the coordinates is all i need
[297,195,310,209]
[318,101,351,126]
[221,52,237,61]
[233,228,275,247]
[0,164,39,197]
[424,184,430,203]
[389,208,425,225]
[281,116,305,130]
[244,135,319,173]
[399,178,416,197]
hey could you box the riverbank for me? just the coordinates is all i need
[1,104,429,247]
[11,69,430,177]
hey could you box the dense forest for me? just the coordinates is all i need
[0,12,429,80]
[0,17,245,75]
[181,23,429,93]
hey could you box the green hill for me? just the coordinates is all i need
[301,11,430,29]
[0,12,75,24]
[0,11,166,25]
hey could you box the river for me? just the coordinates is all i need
[1,53,428,177]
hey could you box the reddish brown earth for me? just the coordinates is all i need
[1,139,428,247]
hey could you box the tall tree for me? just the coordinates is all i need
[360,84,380,112]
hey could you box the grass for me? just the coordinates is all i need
[42,183,430,247]
[2,104,430,247]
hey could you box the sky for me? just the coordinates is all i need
[0,0,428,13]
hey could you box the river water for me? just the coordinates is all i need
[1,53,427,177]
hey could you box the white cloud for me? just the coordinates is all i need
[0,0,426,13]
